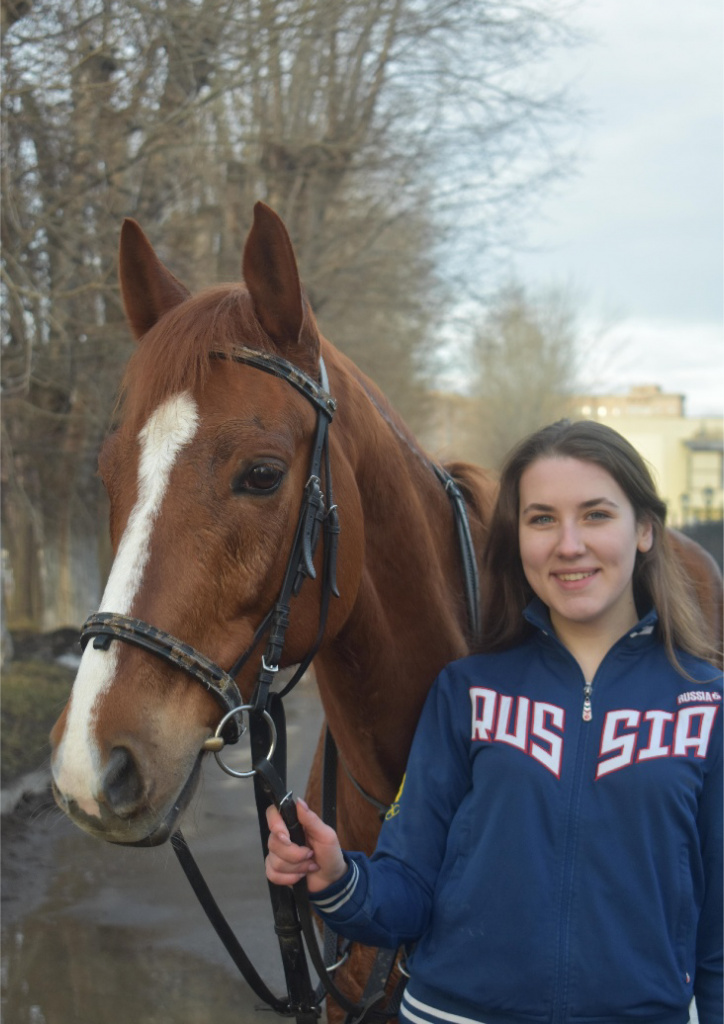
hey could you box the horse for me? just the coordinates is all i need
[49,202,722,1015]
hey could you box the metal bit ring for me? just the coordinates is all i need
[210,705,277,779]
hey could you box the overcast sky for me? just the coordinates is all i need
[509,0,723,417]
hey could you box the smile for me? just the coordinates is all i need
[554,571,598,582]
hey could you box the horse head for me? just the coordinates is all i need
[49,203,363,845]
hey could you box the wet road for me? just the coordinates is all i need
[2,679,326,1024]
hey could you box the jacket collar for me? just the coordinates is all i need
[523,598,659,649]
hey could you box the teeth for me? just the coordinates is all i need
[557,572,595,582]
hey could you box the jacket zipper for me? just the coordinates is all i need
[582,681,593,721]
[553,651,601,1021]
[553,702,592,1023]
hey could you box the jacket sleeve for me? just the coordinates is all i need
[309,664,473,949]
[693,703,723,1023]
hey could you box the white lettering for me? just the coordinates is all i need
[470,689,720,780]
[673,706,719,758]
[530,702,565,777]
[470,689,565,776]
[677,690,721,704]
[637,710,674,762]
[470,687,497,741]
[597,710,641,779]
[495,695,529,750]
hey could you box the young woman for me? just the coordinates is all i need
[266,420,722,1024]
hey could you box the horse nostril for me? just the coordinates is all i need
[102,747,146,818]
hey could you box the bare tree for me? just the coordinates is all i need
[467,282,581,469]
[2,0,579,629]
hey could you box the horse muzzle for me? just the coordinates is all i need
[51,750,203,847]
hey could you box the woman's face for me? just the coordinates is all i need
[518,456,653,644]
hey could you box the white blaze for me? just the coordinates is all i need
[52,393,199,814]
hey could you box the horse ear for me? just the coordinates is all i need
[119,218,190,340]
[242,202,319,366]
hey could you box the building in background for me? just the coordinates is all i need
[571,385,722,529]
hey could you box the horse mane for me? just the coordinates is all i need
[118,284,272,430]
[330,345,434,477]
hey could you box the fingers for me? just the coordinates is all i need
[287,797,332,839]
[266,798,331,846]
[265,798,346,891]
[266,804,290,842]
[265,843,319,886]
[265,802,319,886]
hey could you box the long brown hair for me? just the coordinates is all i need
[480,420,721,673]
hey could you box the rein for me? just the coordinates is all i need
[80,346,480,1023]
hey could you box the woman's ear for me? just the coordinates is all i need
[637,519,654,553]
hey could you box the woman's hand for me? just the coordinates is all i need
[266,798,347,893]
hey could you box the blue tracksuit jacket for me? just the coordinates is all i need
[310,604,723,1024]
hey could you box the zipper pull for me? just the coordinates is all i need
[582,682,593,722]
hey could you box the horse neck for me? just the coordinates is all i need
[314,348,479,816]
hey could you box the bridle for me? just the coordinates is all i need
[79,345,480,1023]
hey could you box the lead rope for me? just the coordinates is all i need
[251,699,320,1022]
[235,359,394,1018]
[254,724,390,1023]
[170,831,295,1014]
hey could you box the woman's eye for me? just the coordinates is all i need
[232,463,284,495]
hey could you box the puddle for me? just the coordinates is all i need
[2,683,326,1024]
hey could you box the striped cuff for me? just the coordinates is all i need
[310,859,360,915]
[401,988,489,1024]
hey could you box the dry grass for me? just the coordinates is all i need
[1,660,74,786]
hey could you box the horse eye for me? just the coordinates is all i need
[232,463,284,495]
